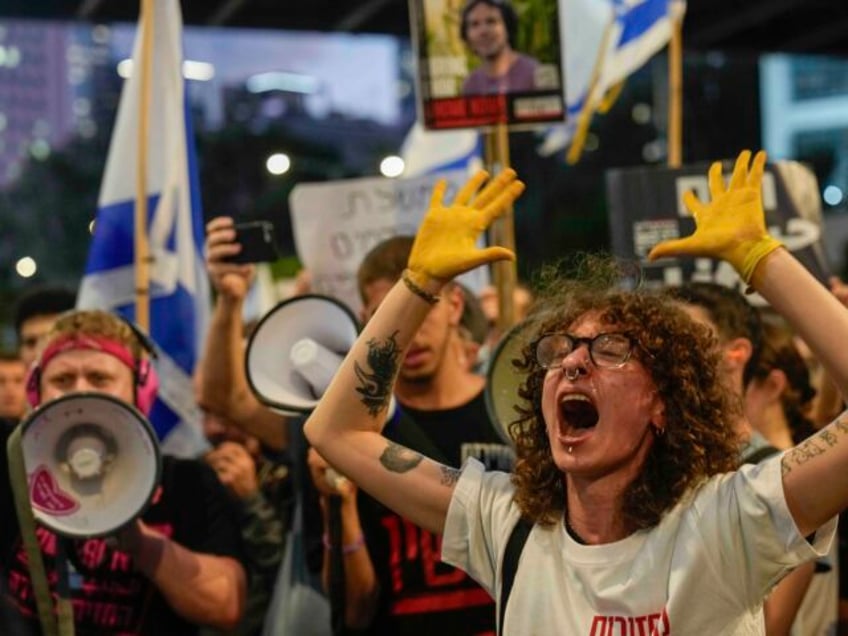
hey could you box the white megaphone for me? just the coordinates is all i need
[246,294,398,420]
[246,294,362,415]
[484,317,539,446]
[19,392,161,538]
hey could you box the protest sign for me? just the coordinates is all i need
[605,160,830,305]
[410,0,565,130]
[290,171,490,313]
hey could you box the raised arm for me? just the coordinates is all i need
[199,216,288,451]
[649,150,848,535]
[304,170,524,534]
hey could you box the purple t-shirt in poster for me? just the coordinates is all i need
[461,53,540,95]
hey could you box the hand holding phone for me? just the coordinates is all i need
[223,220,281,264]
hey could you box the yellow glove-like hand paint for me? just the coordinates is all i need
[406,169,525,293]
[648,150,782,283]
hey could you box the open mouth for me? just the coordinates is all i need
[559,394,599,431]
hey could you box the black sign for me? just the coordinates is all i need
[605,160,831,304]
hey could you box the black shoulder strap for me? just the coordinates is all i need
[389,406,451,466]
[742,444,780,465]
[498,516,533,636]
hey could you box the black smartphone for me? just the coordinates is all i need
[224,220,281,264]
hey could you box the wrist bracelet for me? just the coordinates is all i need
[322,532,365,554]
[402,269,440,305]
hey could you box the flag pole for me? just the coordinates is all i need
[483,122,516,333]
[667,6,683,168]
[134,0,154,331]
[566,17,615,165]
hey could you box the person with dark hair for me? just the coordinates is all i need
[460,0,541,95]
[664,281,763,386]
[456,282,489,373]
[746,320,818,448]
[744,319,838,635]
[304,153,848,633]
[200,408,291,636]
[0,351,26,426]
[0,310,247,635]
[663,281,775,462]
[192,361,291,636]
[200,216,290,451]
[310,234,514,634]
[13,285,77,369]
[666,281,820,634]
[202,216,329,636]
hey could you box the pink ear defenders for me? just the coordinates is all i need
[25,317,160,416]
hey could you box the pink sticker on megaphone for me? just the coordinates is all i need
[29,465,79,516]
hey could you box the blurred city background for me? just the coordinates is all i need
[0,3,847,343]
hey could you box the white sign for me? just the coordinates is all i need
[290,170,491,314]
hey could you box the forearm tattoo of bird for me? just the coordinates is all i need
[354,330,400,416]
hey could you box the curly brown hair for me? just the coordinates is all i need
[508,259,740,530]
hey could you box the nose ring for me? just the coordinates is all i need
[564,367,580,381]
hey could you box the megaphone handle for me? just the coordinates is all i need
[6,425,69,636]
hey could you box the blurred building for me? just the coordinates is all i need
[0,21,74,185]
[762,54,848,272]
[0,20,119,187]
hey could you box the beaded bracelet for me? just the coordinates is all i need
[322,532,365,554]
[402,269,440,305]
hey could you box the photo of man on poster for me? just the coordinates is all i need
[460,0,542,95]
[411,0,565,130]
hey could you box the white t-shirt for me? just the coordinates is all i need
[442,455,836,635]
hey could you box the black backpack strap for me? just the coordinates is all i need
[742,444,781,465]
[498,516,533,636]
[387,406,452,466]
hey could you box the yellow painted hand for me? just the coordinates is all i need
[647,150,783,283]
[407,169,525,288]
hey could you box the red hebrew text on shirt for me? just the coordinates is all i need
[589,608,670,635]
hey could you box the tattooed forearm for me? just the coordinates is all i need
[440,465,461,488]
[783,439,827,476]
[380,442,423,473]
[819,428,838,448]
[354,330,401,416]
[782,417,848,476]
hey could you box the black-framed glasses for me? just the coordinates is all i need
[534,332,633,369]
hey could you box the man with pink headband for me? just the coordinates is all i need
[0,309,247,635]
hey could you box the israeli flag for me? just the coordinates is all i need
[599,0,685,90]
[539,0,685,156]
[400,121,482,178]
[77,0,210,457]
